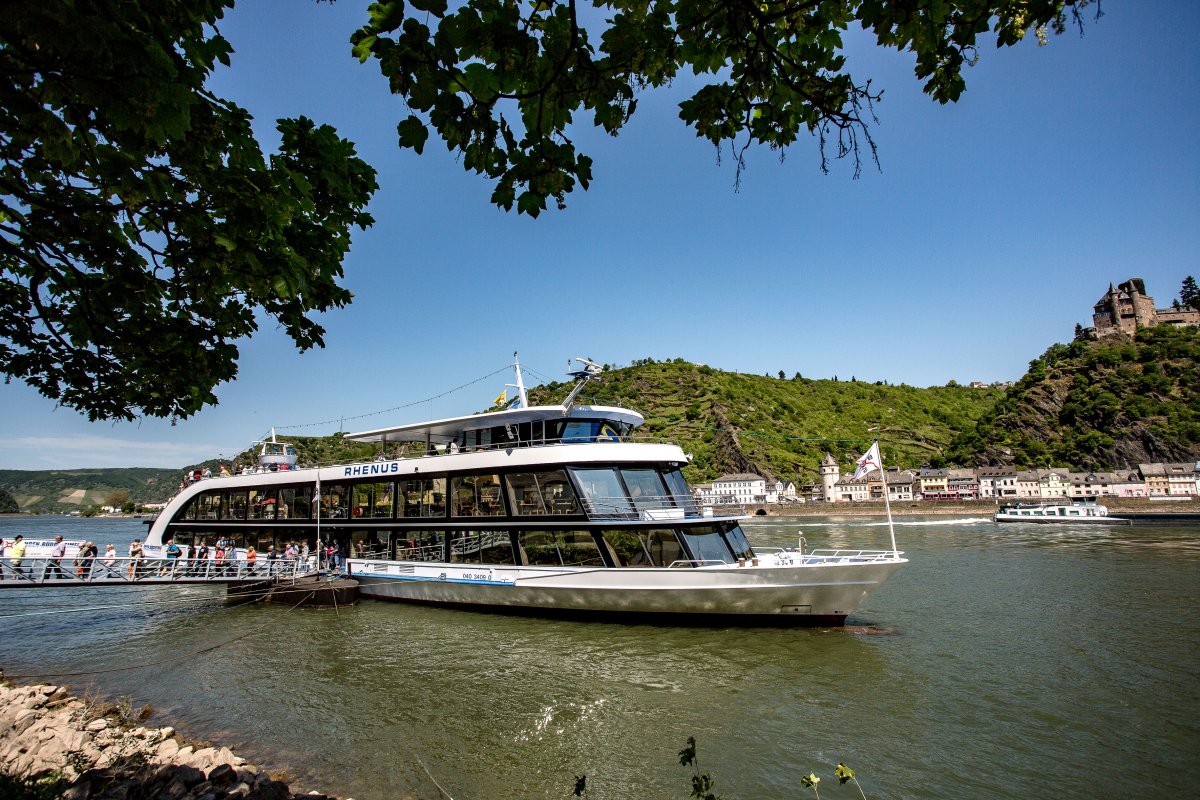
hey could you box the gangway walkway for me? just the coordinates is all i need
[0,556,316,589]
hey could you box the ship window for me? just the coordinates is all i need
[451,474,505,517]
[722,525,754,560]
[399,478,446,518]
[620,468,668,513]
[278,486,311,520]
[560,420,601,443]
[351,481,394,518]
[570,468,636,518]
[678,525,735,566]
[450,530,516,565]
[248,488,276,521]
[601,529,682,567]
[323,483,349,519]
[349,530,390,559]
[372,482,395,518]
[661,469,698,514]
[224,490,248,521]
[506,470,579,515]
[518,531,562,566]
[198,492,222,520]
[516,531,604,567]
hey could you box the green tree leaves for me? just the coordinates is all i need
[1,0,378,421]
[353,0,1096,214]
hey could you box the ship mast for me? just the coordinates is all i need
[512,351,529,409]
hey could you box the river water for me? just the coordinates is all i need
[1,515,1196,799]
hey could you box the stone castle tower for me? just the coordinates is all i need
[819,453,839,502]
[1092,278,1157,334]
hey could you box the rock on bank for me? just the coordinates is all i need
[0,673,343,800]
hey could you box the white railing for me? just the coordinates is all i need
[579,493,719,520]
[0,556,316,586]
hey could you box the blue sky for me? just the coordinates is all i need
[2,1,1198,470]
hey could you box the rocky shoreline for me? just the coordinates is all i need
[0,673,344,800]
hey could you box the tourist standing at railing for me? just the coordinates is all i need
[246,545,257,575]
[9,535,26,575]
[76,541,97,577]
[45,535,68,580]
[164,540,182,575]
[102,544,116,567]
[192,541,209,575]
[128,539,144,578]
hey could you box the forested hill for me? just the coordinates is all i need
[0,468,177,515]
[526,361,1002,483]
[946,325,1200,470]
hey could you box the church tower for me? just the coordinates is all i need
[819,453,839,502]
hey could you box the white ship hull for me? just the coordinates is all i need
[349,554,905,624]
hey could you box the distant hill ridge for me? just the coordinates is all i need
[3,329,1197,512]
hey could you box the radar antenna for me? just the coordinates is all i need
[562,357,604,411]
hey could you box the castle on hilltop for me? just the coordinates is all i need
[1089,278,1199,336]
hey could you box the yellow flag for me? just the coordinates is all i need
[494,389,507,406]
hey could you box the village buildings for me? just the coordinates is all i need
[691,459,1197,507]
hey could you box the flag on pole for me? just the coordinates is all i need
[494,389,507,406]
[852,441,882,482]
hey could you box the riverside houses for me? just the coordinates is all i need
[1139,462,1200,497]
[688,459,1197,506]
[977,466,1018,500]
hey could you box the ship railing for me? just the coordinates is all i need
[580,494,737,521]
[754,548,904,565]
[0,556,316,586]
[451,531,511,555]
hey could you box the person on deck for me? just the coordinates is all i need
[46,535,68,579]
[9,535,26,575]
[128,539,144,578]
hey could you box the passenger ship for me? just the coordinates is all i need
[145,358,906,625]
[993,501,1131,524]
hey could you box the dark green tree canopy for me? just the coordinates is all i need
[1,0,378,421]
[351,0,1095,215]
[1182,276,1199,311]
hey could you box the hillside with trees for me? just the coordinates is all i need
[946,325,1200,469]
[525,361,1002,483]
[0,468,178,515]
